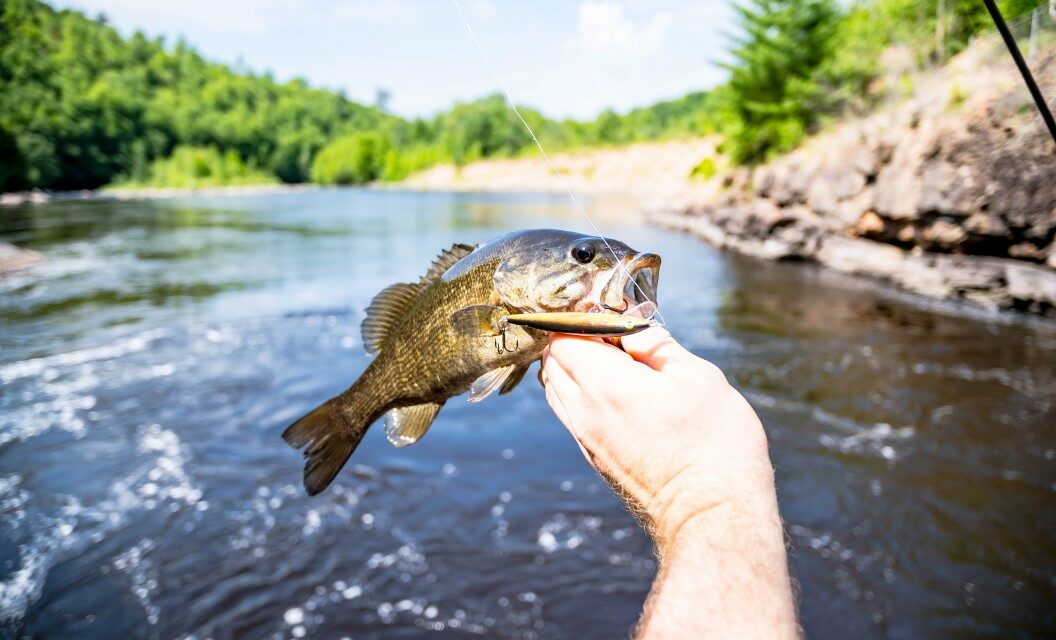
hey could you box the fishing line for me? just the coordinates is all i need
[450,0,667,327]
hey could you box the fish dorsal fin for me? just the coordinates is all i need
[361,244,475,356]
[467,364,518,403]
[384,402,443,448]
[361,282,424,355]
[421,243,475,284]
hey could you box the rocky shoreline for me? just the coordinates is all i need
[649,209,1056,316]
[651,42,1056,317]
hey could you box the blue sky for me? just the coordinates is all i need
[56,0,736,119]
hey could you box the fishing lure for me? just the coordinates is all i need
[504,311,653,337]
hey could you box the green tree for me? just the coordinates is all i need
[310,133,390,184]
[113,145,275,188]
[723,0,841,164]
[436,95,533,165]
[0,0,395,190]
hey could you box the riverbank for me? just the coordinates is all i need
[402,38,1056,317]
[402,138,722,213]
[0,183,321,207]
[652,39,1056,317]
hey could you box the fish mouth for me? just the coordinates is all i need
[599,253,661,313]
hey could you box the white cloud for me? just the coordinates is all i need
[574,1,672,57]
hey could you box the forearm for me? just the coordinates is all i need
[636,485,799,639]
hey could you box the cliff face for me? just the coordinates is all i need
[651,43,1056,316]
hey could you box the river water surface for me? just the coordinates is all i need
[1,189,1054,639]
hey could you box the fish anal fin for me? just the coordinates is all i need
[450,304,506,338]
[384,402,444,448]
[468,364,517,403]
[361,282,423,355]
[421,243,475,284]
[499,364,530,395]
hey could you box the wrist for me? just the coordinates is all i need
[655,464,781,556]
[642,485,798,640]
[650,450,779,552]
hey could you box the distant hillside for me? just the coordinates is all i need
[0,0,395,190]
[1,0,1043,192]
[0,0,719,192]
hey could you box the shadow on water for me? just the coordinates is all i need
[712,255,1056,638]
[1,188,1054,639]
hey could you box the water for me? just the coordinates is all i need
[1,188,1054,639]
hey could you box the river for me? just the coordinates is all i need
[1,188,1054,639]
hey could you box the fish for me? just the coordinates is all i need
[282,228,661,495]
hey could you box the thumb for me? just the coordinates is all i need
[620,327,699,373]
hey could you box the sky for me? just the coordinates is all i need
[55,0,737,120]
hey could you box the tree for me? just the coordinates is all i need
[723,0,841,164]
[310,133,390,184]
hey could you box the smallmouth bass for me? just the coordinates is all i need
[282,229,661,494]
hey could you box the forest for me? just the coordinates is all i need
[0,0,1041,191]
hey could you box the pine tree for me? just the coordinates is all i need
[723,0,841,164]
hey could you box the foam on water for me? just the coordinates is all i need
[0,423,204,624]
[113,539,160,625]
[0,328,170,385]
[745,391,917,461]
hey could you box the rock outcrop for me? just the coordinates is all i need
[0,242,44,274]
[652,42,1056,316]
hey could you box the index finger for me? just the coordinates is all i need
[544,334,649,388]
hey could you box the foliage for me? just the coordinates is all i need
[0,0,393,190]
[1,0,1046,190]
[717,0,1044,164]
[310,133,391,185]
[690,156,718,181]
[436,95,535,165]
[379,145,450,181]
[721,0,841,165]
[112,145,276,188]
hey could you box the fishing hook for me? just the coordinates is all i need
[495,327,518,354]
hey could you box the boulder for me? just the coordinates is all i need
[921,218,969,249]
[0,242,44,274]
[964,213,1010,237]
[855,211,886,237]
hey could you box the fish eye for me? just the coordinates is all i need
[571,242,596,264]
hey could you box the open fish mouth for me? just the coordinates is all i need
[600,252,660,313]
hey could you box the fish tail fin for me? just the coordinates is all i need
[282,394,371,496]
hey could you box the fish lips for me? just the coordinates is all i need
[600,253,660,312]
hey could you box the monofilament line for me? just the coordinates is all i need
[450,0,666,327]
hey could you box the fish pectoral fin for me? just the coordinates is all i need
[449,304,506,337]
[468,364,518,403]
[499,364,530,396]
[384,402,443,448]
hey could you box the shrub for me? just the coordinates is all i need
[310,133,391,185]
[112,145,276,188]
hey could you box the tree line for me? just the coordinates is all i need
[0,0,1040,191]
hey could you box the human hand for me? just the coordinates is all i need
[539,327,778,549]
